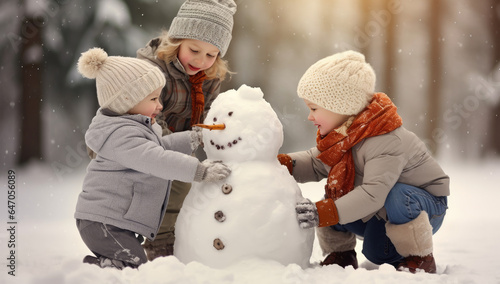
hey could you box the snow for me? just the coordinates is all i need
[1,157,500,283]
[175,86,314,269]
[175,161,314,269]
[96,0,131,27]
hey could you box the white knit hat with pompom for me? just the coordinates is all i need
[297,50,376,115]
[77,47,165,114]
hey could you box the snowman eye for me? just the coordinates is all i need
[213,117,217,122]
[228,111,233,116]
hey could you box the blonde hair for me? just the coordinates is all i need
[156,31,232,81]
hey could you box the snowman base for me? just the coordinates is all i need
[174,161,314,269]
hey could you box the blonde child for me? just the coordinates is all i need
[279,51,449,273]
[135,0,237,260]
[75,48,230,269]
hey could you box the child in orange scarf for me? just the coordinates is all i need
[279,51,449,273]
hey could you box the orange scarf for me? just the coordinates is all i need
[316,93,403,200]
[189,71,207,126]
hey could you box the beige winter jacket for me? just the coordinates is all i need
[288,126,450,225]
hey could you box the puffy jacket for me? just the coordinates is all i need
[75,109,200,240]
[289,126,450,225]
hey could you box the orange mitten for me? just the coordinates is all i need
[277,154,293,175]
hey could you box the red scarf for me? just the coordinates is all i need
[189,71,207,126]
[316,93,403,200]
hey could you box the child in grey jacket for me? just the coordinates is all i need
[75,48,230,269]
[279,51,449,273]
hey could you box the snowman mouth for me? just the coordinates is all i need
[194,121,240,150]
[210,137,242,150]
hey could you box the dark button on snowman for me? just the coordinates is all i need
[221,184,232,194]
[214,210,226,222]
[174,85,314,269]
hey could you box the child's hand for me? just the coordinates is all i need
[190,126,204,151]
[195,160,231,182]
[296,198,319,229]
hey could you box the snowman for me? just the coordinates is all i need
[174,85,314,269]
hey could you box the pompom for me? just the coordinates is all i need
[342,50,365,62]
[77,47,108,79]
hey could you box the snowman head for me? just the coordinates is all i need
[196,85,283,163]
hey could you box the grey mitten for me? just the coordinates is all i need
[296,198,319,229]
[194,160,231,182]
[190,126,203,152]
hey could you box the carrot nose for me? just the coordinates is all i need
[193,123,226,131]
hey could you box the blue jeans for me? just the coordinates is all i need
[331,183,448,265]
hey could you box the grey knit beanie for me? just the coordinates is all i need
[168,0,237,57]
[78,48,166,114]
[297,50,376,116]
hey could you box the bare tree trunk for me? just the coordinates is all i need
[490,0,500,155]
[19,16,43,164]
[360,0,371,59]
[384,5,397,99]
[427,0,443,154]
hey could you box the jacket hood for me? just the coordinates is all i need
[136,39,167,71]
[85,108,153,153]
[136,38,188,79]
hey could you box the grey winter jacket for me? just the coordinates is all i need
[136,38,221,134]
[75,109,201,240]
[289,126,450,225]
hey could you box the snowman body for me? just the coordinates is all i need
[174,85,314,268]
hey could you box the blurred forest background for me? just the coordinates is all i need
[1,0,500,180]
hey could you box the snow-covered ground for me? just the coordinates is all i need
[1,158,499,284]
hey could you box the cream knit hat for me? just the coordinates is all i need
[297,50,376,115]
[77,48,166,114]
[168,0,237,57]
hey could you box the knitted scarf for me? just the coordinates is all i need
[189,71,207,126]
[316,93,403,200]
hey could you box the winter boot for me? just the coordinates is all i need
[83,255,130,270]
[386,211,436,273]
[320,250,359,269]
[316,226,358,268]
[395,254,436,273]
[83,255,100,266]
[142,238,174,261]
